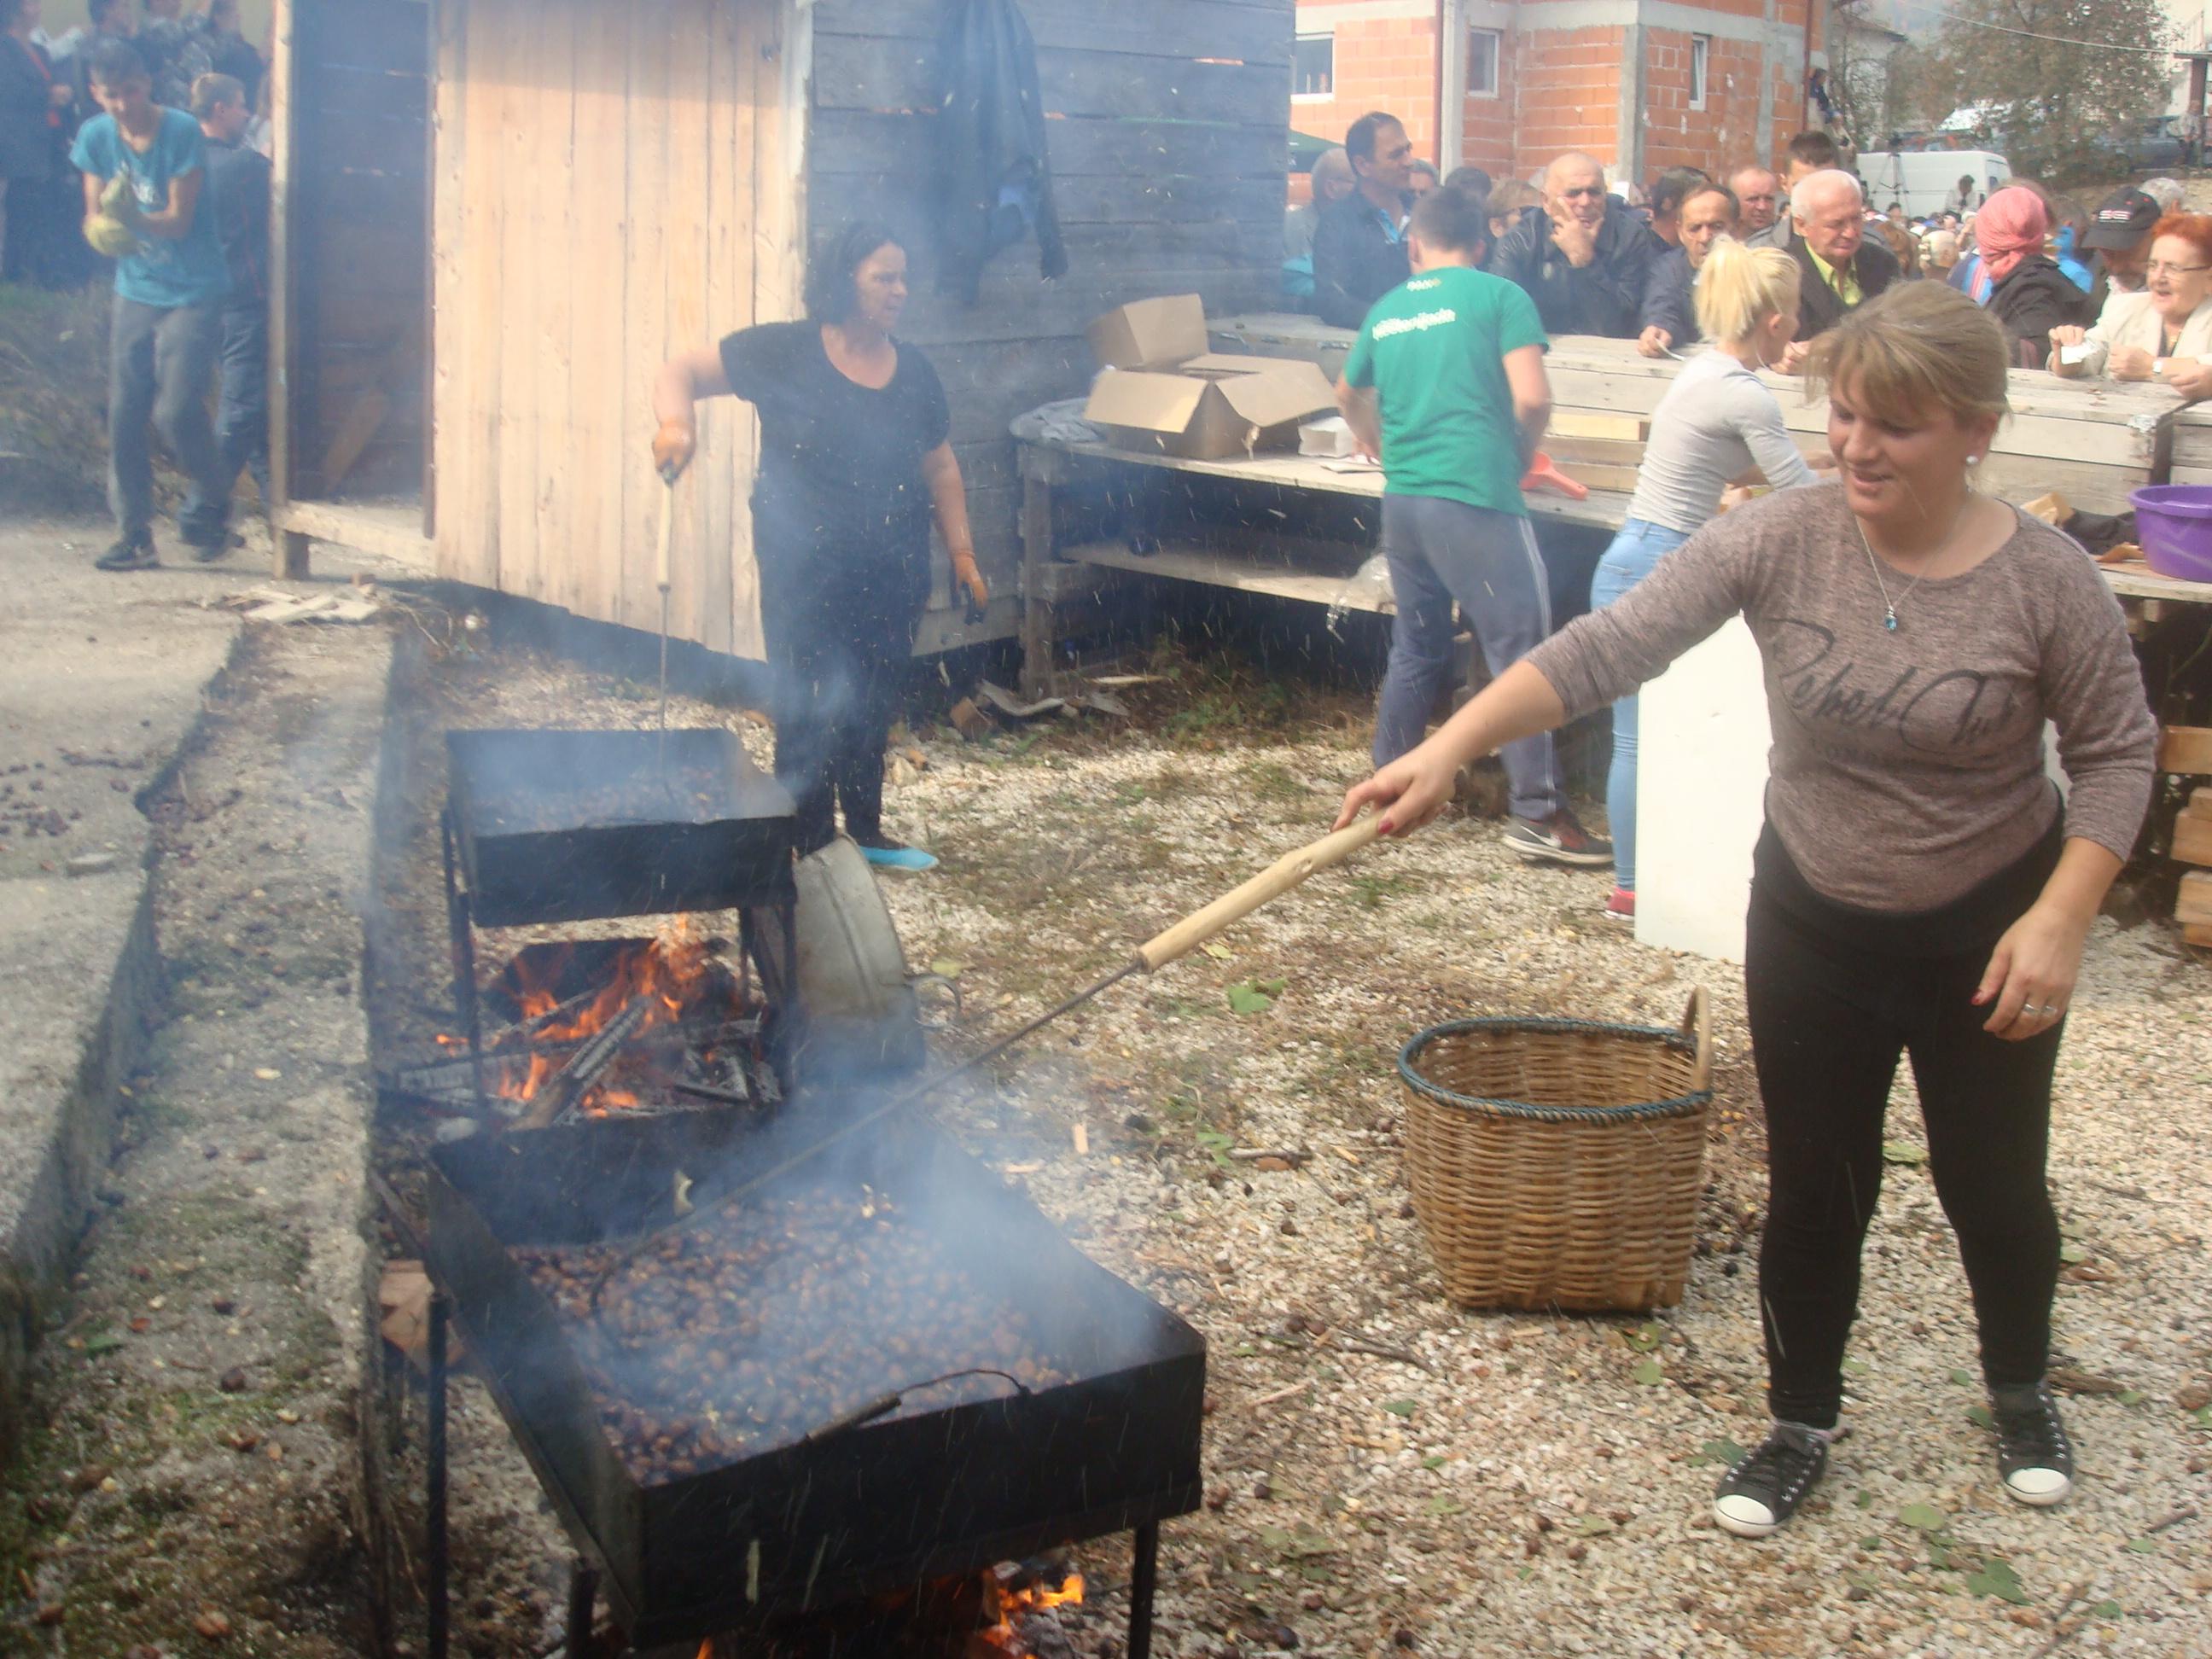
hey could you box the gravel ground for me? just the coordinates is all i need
[378,631,2212,1659]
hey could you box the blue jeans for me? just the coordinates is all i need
[108,294,228,547]
[216,302,271,504]
[1373,494,1562,821]
[1590,518,1691,890]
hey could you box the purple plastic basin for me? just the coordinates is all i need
[2129,485,2212,583]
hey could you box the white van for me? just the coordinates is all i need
[1854,149,2012,219]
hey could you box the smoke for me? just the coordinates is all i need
[431,1080,1198,1487]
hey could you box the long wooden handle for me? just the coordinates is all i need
[655,474,674,594]
[1136,816,1384,972]
[1680,987,1713,1092]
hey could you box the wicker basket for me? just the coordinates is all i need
[1399,989,1714,1312]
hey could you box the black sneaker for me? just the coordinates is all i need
[1503,806,1615,867]
[1713,1422,1831,1538]
[1990,1381,2075,1506]
[95,537,158,572]
[180,522,234,563]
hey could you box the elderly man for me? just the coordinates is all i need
[1747,131,1842,250]
[1638,182,1738,356]
[1312,110,1416,328]
[1487,150,1659,338]
[1731,164,1781,236]
[1785,168,1898,345]
[1283,145,1353,307]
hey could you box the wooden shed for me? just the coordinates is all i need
[266,0,1292,658]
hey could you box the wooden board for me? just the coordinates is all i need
[2174,811,2212,867]
[2161,726,2212,775]
[1548,410,1650,443]
[428,0,795,659]
[2186,922,2212,948]
[2180,870,2212,925]
[1061,538,1389,613]
[1549,460,1641,494]
[812,0,1294,65]
[1542,435,1647,467]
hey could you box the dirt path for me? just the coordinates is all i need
[0,614,393,1657]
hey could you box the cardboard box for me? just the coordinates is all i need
[1086,359,1336,461]
[1300,415,1358,457]
[1085,297,1336,459]
[1087,294,1209,372]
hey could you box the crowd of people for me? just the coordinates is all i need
[2,0,271,569]
[1310,111,2160,1545]
[1287,114,2209,389]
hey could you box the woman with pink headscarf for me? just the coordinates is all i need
[1973,186,2088,368]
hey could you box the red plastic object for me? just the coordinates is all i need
[1522,451,1589,501]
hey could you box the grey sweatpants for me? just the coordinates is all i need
[1372,492,1562,822]
[108,293,228,548]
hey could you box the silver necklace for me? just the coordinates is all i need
[1853,495,1970,633]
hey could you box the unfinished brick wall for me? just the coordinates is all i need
[1295,0,1819,198]
[1293,13,1442,165]
[1510,24,1628,177]
[1641,28,1767,178]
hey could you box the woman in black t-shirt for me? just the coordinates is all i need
[653,224,985,868]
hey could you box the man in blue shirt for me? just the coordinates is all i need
[71,38,230,570]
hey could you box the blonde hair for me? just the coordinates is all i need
[1692,237,1801,344]
[1807,281,2010,432]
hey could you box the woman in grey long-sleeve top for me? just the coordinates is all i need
[1592,236,1819,921]
[1339,282,2155,1540]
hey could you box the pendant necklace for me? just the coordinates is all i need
[1854,494,1970,633]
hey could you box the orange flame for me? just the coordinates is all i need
[978,1572,1084,1656]
[489,920,715,1112]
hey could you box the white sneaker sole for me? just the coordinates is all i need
[1505,841,1615,868]
[2003,1469,2074,1506]
[1713,1495,1781,1538]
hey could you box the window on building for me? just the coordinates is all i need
[1467,26,1501,99]
[1294,32,1334,98]
[1690,34,1710,110]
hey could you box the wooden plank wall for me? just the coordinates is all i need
[289,0,428,501]
[432,0,795,656]
[809,0,1293,643]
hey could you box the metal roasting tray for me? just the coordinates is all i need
[445,729,797,928]
[424,1109,1207,1644]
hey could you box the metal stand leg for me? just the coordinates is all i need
[428,1294,451,1659]
[441,812,486,1112]
[565,1560,598,1659]
[1128,1521,1159,1659]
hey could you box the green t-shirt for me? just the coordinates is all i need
[1342,265,1547,515]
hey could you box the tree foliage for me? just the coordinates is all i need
[1920,0,2174,181]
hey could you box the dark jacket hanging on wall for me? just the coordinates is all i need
[934,0,1068,303]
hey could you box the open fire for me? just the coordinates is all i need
[415,917,778,1125]
[492,919,719,1112]
[684,1563,1086,1659]
[978,1566,1086,1658]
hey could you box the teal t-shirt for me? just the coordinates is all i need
[71,109,230,310]
[1342,265,1547,515]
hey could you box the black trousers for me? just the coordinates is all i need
[1743,824,2065,1429]
[757,544,925,856]
[215,300,271,504]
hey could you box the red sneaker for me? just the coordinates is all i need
[1604,887,1636,923]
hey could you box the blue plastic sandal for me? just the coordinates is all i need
[859,842,939,872]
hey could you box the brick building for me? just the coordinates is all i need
[1292,0,1824,189]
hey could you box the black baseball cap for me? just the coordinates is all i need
[2085,188,2161,251]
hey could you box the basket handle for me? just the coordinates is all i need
[1679,987,1713,1091]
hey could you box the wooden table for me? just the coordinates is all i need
[1213,314,2182,515]
[1014,437,1626,693]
